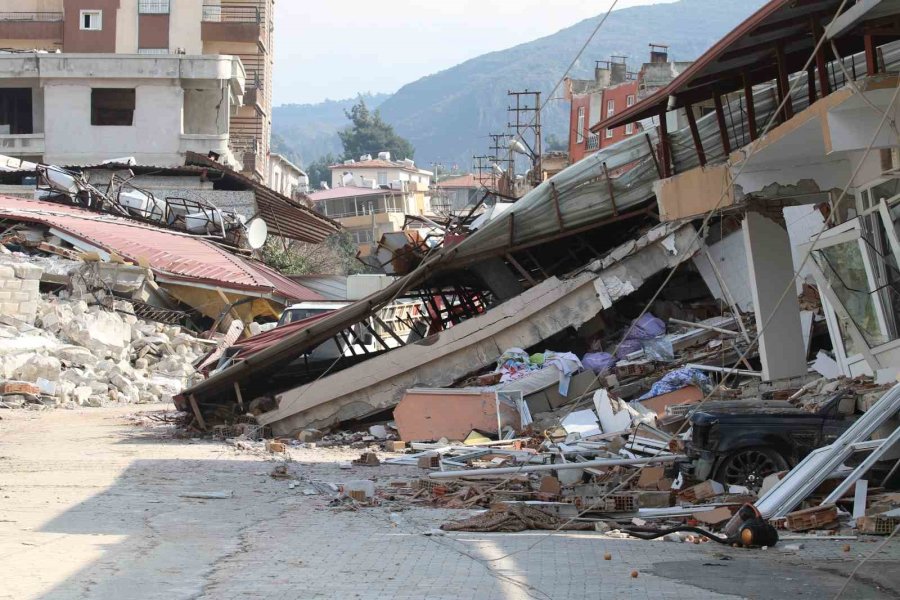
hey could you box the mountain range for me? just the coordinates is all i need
[272,0,767,170]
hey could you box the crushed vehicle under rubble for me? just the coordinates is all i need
[679,395,852,491]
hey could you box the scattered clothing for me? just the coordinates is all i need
[638,367,712,401]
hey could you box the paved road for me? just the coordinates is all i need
[1,405,897,600]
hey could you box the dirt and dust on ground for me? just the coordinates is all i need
[1,405,898,600]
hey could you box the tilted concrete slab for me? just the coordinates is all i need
[259,223,700,435]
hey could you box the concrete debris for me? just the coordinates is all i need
[0,254,207,410]
[179,491,234,500]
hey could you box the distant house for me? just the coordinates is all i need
[329,152,433,216]
[565,46,690,164]
[269,153,309,199]
[431,173,493,214]
[307,185,409,250]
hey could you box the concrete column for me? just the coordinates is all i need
[742,211,807,381]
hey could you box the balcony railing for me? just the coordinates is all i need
[317,206,404,219]
[0,12,63,21]
[202,4,263,23]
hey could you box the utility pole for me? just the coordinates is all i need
[489,132,514,184]
[430,161,445,214]
[430,162,444,183]
[472,155,492,181]
[507,90,542,188]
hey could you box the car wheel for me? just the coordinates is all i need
[715,447,788,492]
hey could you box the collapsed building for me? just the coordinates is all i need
[178,0,900,442]
[0,150,342,409]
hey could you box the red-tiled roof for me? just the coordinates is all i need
[0,196,322,302]
[306,186,399,202]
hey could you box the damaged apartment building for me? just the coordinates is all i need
[0,1,345,342]
[176,0,900,442]
[0,0,276,183]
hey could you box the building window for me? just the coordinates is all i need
[625,123,634,135]
[626,94,635,107]
[139,0,170,13]
[0,89,33,135]
[91,89,135,126]
[576,107,585,144]
[586,133,599,151]
[377,171,388,186]
[605,128,614,139]
[350,229,374,244]
[606,99,615,117]
[80,10,102,30]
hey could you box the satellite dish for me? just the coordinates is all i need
[246,218,268,250]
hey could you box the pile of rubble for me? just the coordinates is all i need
[215,310,898,546]
[0,253,209,410]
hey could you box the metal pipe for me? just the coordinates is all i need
[427,455,683,479]
[685,363,762,377]
[668,317,740,337]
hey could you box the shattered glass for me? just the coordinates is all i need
[816,241,886,351]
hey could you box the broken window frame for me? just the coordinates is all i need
[855,176,900,215]
[801,199,900,375]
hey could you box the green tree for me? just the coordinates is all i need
[304,152,338,191]
[338,98,414,161]
[261,232,372,276]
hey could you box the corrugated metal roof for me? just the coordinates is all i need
[597,0,868,130]
[0,195,322,302]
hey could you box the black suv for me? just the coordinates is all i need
[680,394,851,491]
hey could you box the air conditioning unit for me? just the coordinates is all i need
[389,180,406,191]
[378,151,391,161]
[360,154,372,161]
[343,159,355,165]
[402,158,415,168]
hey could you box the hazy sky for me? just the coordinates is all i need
[273,0,676,106]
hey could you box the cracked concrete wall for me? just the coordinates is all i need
[260,224,699,435]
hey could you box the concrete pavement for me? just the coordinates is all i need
[0,405,897,600]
